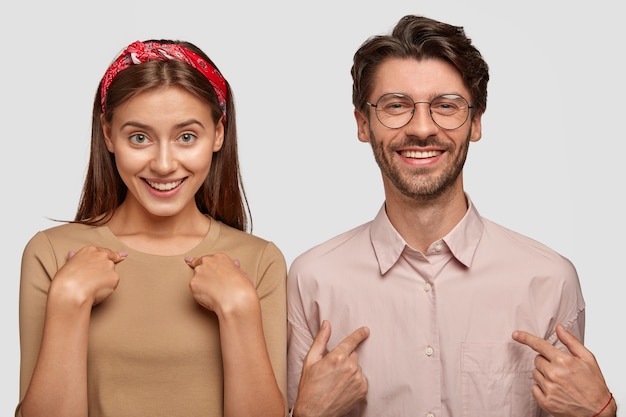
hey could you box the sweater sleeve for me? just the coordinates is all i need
[254,241,288,404]
[15,231,59,416]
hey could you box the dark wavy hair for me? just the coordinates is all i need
[352,15,489,116]
[75,39,251,232]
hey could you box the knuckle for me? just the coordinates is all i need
[543,366,567,383]
[344,360,359,375]
[552,354,573,368]
[328,350,348,366]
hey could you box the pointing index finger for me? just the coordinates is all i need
[337,326,370,353]
[512,330,556,359]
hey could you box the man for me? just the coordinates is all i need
[287,15,615,417]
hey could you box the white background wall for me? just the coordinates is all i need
[1,0,623,413]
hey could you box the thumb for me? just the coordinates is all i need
[113,250,128,263]
[555,323,587,358]
[304,320,332,365]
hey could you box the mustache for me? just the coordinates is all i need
[393,136,447,149]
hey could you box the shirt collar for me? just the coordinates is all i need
[370,195,484,275]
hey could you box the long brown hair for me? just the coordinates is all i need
[75,40,251,231]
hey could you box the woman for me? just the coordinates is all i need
[16,40,287,417]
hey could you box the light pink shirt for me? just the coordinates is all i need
[287,198,585,417]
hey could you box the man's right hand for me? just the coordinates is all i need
[292,320,370,417]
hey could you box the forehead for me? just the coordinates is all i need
[372,57,470,100]
[112,86,214,125]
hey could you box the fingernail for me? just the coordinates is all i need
[119,251,128,257]
[185,256,193,263]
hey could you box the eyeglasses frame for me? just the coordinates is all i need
[366,93,474,130]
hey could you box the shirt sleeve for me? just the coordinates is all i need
[286,264,318,409]
[552,264,586,349]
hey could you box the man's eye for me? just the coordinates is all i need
[383,101,412,113]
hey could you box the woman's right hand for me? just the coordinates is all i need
[50,247,127,307]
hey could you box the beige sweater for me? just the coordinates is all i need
[17,220,287,416]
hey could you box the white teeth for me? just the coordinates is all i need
[401,150,441,158]
[146,179,183,191]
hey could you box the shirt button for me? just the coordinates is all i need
[423,282,432,292]
[434,243,443,252]
[426,413,435,417]
[425,346,434,356]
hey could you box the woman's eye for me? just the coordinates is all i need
[129,134,148,144]
[179,133,197,144]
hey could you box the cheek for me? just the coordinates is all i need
[185,149,214,174]
[368,127,402,147]
[113,152,146,177]
[444,126,472,146]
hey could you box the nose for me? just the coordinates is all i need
[150,142,178,174]
[405,102,439,137]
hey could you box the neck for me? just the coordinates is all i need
[105,201,212,255]
[383,183,468,253]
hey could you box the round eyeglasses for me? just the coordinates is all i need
[366,93,473,130]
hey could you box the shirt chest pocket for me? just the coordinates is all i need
[461,342,541,417]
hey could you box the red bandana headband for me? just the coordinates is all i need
[100,41,228,118]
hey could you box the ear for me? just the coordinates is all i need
[354,109,371,143]
[469,111,483,143]
[212,116,225,152]
[101,114,115,152]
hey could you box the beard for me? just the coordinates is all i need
[369,128,471,201]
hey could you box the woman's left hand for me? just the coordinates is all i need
[186,253,258,317]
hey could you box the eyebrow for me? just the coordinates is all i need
[120,119,206,130]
